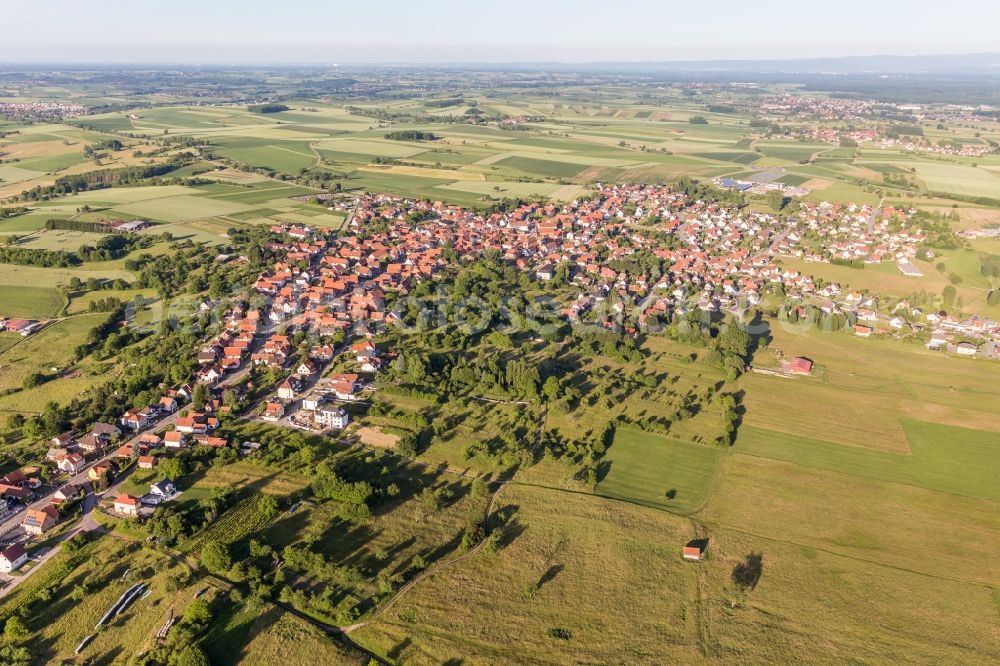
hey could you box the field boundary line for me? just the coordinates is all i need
[731,450,1000,504]
[703,521,999,592]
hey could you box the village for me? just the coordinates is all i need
[1,180,998,587]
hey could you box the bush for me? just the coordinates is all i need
[200,541,232,575]
[22,372,47,390]
[182,599,212,626]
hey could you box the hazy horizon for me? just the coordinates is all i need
[5,0,1000,65]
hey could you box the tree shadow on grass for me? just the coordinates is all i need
[535,563,564,592]
[732,551,764,591]
[387,637,412,662]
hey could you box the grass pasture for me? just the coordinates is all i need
[739,373,912,452]
[912,162,1000,198]
[0,313,106,416]
[206,606,365,666]
[704,453,1000,587]
[4,536,215,664]
[17,228,109,251]
[735,420,1000,500]
[351,482,704,665]
[595,427,722,513]
[699,525,1000,665]
[0,284,65,318]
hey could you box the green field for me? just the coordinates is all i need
[595,428,723,513]
[0,284,64,318]
[115,193,256,222]
[17,228,108,251]
[3,85,1000,666]
[735,420,1000,500]
[912,162,1000,198]
[495,155,586,178]
[351,482,706,665]
[0,313,106,414]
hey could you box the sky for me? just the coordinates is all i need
[3,0,1000,64]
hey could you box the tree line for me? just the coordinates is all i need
[247,103,289,114]
[384,130,438,141]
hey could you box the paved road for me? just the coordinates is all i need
[0,486,106,601]
[0,318,281,542]
[0,427,162,541]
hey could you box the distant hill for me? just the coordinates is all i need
[487,53,1000,76]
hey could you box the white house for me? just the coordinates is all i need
[163,431,186,449]
[57,453,86,475]
[113,494,140,517]
[276,379,297,401]
[955,342,978,356]
[150,479,176,498]
[0,544,28,573]
[315,405,349,430]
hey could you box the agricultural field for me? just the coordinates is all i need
[0,284,65,318]
[0,314,104,393]
[5,89,995,214]
[350,482,706,665]
[2,79,1000,666]
[911,162,1000,198]
[594,427,722,513]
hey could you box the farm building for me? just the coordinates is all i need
[683,539,707,561]
[782,357,813,375]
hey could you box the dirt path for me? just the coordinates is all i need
[308,142,322,170]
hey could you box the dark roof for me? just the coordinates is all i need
[1,543,25,561]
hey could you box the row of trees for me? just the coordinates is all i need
[7,155,192,202]
[384,130,438,141]
[0,234,156,267]
[247,103,289,114]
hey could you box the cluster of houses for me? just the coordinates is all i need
[757,95,893,122]
[112,478,177,518]
[0,429,119,563]
[877,138,996,157]
[240,187,1000,366]
[195,305,264,382]
[0,101,87,118]
[786,287,999,357]
[46,422,123,473]
[772,202,922,266]
[120,392,186,432]
[264,371,359,431]
[806,127,879,144]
